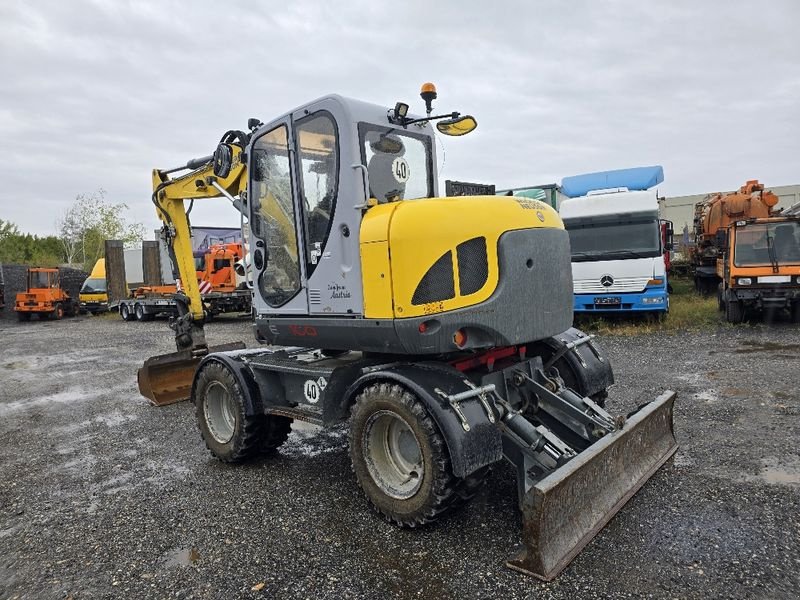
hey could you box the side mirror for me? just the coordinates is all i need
[436,115,477,136]
[213,143,233,178]
[715,229,728,248]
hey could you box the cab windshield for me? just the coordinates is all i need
[358,123,433,203]
[563,213,661,262]
[734,222,800,266]
[80,278,106,293]
[29,271,55,289]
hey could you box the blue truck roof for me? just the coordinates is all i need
[561,166,664,198]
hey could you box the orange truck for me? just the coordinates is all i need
[14,268,80,321]
[691,180,800,322]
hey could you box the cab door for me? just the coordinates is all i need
[292,99,362,315]
[248,120,308,316]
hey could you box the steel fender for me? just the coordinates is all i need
[342,362,503,478]
[192,351,268,417]
[527,327,613,399]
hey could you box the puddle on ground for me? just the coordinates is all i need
[693,390,718,403]
[760,468,800,486]
[2,361,28,370]
[734,340,800,355]
[162,547,200,567]
[747,458,800,488]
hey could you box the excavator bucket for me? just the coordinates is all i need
[137,342,246,406]
[507,391,677,581]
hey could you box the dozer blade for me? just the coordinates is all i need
[137,342,246,406]
[507,391,677,581]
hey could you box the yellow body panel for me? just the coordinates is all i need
[360,203,398,318]
[360,195,563,319]
[80,292,107,303]
[89,259,106,279]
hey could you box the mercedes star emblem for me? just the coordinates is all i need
[600,275,614,287]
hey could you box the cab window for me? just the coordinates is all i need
[295,112,338,274]
[250,124,302,307]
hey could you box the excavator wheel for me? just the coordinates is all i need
[349,383,476,528]
[194,361,289,462]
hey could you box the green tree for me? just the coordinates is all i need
[57,189,145,271]
[0,220,65,266]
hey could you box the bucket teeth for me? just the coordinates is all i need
[507,391,677,580]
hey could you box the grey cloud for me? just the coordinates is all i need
[0,0,798,235]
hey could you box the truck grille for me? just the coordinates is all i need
[574,276,650,294]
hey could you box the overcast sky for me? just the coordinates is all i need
[1,0,798,237]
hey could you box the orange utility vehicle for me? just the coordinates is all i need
[14,268,80,321]
[691,180,800,322]
[715,216,800,322]
[691,180,779,294]
[194,242,244,293]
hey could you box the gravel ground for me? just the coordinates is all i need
[0,311,798,599]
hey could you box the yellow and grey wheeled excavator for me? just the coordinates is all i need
[138,85,677,581]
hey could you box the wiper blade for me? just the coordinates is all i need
[602,250,649,259]
[766,233,779,273]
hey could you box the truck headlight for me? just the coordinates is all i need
[642,297,664,304]
[737,278,752,285]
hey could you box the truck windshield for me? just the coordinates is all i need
[29,271,53,288]
[734,222,800,266]
[80,277,107,293]
[358,124,432,203]
[563,215,661,262]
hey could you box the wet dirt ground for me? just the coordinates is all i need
[0,312,798,599]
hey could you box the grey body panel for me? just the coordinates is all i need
[254,227,574,353]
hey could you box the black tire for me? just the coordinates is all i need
[791,302,800,324]
[717,285,725,311]
[349,383,483,527]
[120,304,133,321]
[725,298,744,324]
[71,303,80,317]
[194,362,290,462]
[17,311,31,321]
[53,303,64,320]
[134,303,147,321]
[259,416,293,454]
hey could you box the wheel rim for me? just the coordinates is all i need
[203,381,237,444]
[136,305,143,319]
[121,306,128,319]
[363,410,424,500]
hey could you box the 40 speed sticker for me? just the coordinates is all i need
[303,377,328,404]
[392,157,410,183]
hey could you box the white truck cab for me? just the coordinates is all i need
[559,167,669,316]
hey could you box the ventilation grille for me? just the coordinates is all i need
[412,251,455,305]
[309,289,322,304]
[456,237,488,296]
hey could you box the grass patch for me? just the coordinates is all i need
[575,277,723,336]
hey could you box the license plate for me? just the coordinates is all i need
[594,297,621,305]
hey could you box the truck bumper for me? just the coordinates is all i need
[80,301,109,314]
[574,286,669,313]
[733,287,800,308]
